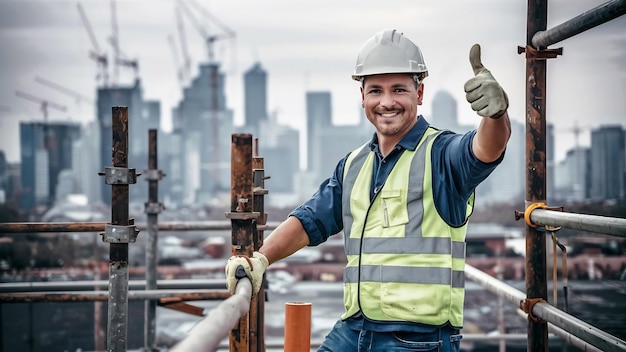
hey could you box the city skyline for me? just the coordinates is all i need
[0,0,625,165]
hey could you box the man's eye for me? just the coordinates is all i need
[394,88,407,93]
[369,89,381,94]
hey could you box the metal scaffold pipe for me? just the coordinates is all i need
[0,220,279,233]
[532,0,626,48]
[171,278,252,352]
[466,265,626,352]
[144,129,162,351]
[0,279,227,293]
[530,209,626,237]
[0,289,230,303]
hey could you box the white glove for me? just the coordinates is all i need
[464,44,509,119]
[225,251,269,296]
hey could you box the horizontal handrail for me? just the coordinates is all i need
[529,209,626,237]
[0,289,230,303]
[532,0,626,48]
[0,279,227,293]
[0,220,280,233]
[171,278,252,352]
[466,265,626,352]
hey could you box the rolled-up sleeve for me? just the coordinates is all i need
[290,158,346,246]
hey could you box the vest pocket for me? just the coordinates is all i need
[380,282,444,323]
[380,189,408,228]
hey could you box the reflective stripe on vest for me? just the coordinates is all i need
[340,127,471,327]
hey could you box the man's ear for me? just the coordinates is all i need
[360,87,365,107]
[417,83,424,105]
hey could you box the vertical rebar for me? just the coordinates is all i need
[228,133,256,352]
[108,106,131,352]
[144,129,159,351]
[526,1,549,350]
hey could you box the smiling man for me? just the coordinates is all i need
[226,29,511,352]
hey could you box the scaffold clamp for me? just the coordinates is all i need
[143,169,166,181]
[101,167,138,185]
[518,45,563,60]
[515,202,564,230]
[520,298,547,323]
[101,224,139,243]
[144,201,165,215]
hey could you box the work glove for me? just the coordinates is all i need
[464,44,509,119]
[225,251,269,296]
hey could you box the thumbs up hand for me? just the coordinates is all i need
[464,44,508,119]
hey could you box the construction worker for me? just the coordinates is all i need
[225,29,511,351]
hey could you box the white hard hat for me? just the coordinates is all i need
[351,29,428,82]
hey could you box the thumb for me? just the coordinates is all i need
[469,44,486,76]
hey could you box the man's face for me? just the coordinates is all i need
[361,73,423,139]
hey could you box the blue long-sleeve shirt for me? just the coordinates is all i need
[289,115,504,331]
[291,116,503,245]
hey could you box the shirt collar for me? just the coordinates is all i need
[369,115,431,153]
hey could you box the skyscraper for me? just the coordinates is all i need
[97,80,143,205]
[173,62,234,204]
[242,62,300,194]
[431,90,474,133]
[243,62,268,136]
[554,147,590,202]
[19,121,81,211]
[306,91,332,174]
[590,125,625,200]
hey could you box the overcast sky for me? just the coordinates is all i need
[0,0,624,164]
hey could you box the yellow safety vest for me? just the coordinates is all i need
[341,127,473,327]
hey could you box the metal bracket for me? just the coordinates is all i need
[101,167,138,185]
[144,201,165,215]
[518,45,563,60]
[143,169,166,181]
[520,298,547,323]
[101,224,139,243]
[225,212,260,220]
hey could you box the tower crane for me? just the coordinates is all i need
[108,0,139,83]
[177,0,236,63]
[167,35,185,89]
[15,90,67,124]
[176,5,191,84]
[557,120,591,151]
[15,90,68,153]
[178,0,236,191]
[77,3,108,87]
[35,76,95,106]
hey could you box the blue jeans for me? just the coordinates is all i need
[317,320,462,352]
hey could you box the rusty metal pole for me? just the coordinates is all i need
[101,106,138,352]
[144,129,163,351]
[252,138,268,352]
[227,133,259,352]
[525,1,549,350]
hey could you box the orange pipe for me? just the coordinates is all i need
[284,302,312,352]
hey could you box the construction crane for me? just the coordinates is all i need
[15,90,67,124]
[557,120,591,152]
[108,0,139,83]
[177,0,236,63]
[35,76,95,106]
[178,0,236,191]
[168,35,184,88]
[176,5,191,84]
[15,90,68,155]
[77,3,108,87]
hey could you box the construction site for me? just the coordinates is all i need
[1,0,626,351]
